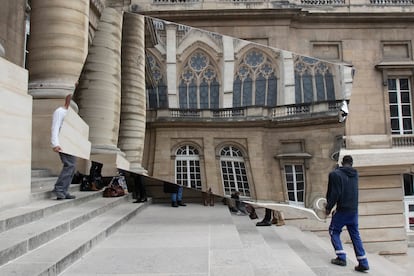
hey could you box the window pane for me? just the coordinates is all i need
[389,92,397,103]
[388,79,396,90]
[288,191,295,201]
[391,119,400,131]
[401,92,411,103]
[255,75,266,105]
[297,191,304,202]
[285,165,293,173]
[402,105,412,116]
[303,73,313,103]
[403,118,412,131]
[295,165,303,172]
[390,105,399,117]
[400,79,409,90]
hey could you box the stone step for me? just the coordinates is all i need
[0,190,102,234]
[31,181,81,201]
[0,200,148,276]
[231,214,318,275]
[276,224,406,275]
[31,169,53,178]
[0,193,133,266]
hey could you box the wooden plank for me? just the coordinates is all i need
[59,107,91,159]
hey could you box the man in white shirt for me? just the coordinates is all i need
[51,94,77,200]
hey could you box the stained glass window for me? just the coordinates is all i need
[233,49,278,107]
[294,55,336,104]
[147,53,168,109]
[179,51,220,109]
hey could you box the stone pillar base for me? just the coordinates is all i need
[91,153,130,176]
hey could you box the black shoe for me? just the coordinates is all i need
[331,257,346,266]
[256,220,271,226]
[354,264,369,272]
[171,201,178,207]
[57,194,76,200]
[133,198,147,203]
[178,201,186,206]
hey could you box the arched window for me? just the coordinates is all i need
[179,51,220,109]
[175,145,202,190]
[233,49,278,107]
[219,146,250,196]
[294,55,335,104]
[147,53,168,109]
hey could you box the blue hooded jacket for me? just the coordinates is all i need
[325,166,359,213]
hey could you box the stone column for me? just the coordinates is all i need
[166,24,178,108]
[28,0,89,98]
[222,35,235,108]
[76,7,123,154]
[118,12,147,173]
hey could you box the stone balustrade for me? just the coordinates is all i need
[147,100,343,121]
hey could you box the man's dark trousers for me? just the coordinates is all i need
[54,152,76,198]
[329,211,369,267]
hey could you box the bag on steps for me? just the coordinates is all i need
[102,176,125,197]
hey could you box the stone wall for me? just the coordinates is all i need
[0,57,31,209]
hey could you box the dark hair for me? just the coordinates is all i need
[342,155,353,166]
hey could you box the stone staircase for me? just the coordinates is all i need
[0,170,149,276]
[231,211,409,275]
[56,203,411,275]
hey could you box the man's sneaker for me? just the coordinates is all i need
[354,264,369,272]
[331,257,347,266]
[65,194,76,199]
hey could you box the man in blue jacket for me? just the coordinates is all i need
[325,155,369,272]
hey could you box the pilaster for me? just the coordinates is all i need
[166,24,178,108]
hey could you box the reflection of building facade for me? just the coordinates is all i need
[1,0,414,257]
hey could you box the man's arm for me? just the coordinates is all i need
[325,171,340,215]
[51,108,65,152]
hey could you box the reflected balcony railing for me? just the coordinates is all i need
[148,100,343,122]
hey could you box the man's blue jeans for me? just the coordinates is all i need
[329,210,369,267]
[171,186,183,202]
[54,152,76,198]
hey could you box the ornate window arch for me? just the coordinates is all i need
[233,49,278,107]
[175,145,202,190]
[178,50,220,109]
[219,145,250,197]
[294,55,336,104]
[147,52,168,109]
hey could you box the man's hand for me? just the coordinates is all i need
[53,146,62,152]
[325,208,331,216]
